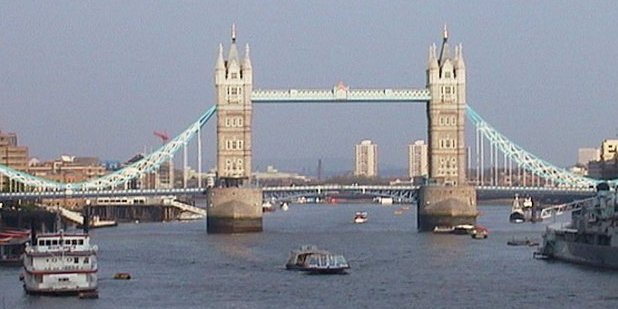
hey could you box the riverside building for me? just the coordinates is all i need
[0,130,29,191]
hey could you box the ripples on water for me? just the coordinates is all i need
[2,204,618,309]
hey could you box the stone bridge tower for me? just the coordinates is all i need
[418,27,477,231]
[207,25,262,233]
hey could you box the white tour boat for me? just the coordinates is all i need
[22,230,98,295]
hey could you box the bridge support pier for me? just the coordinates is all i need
[206,187,262,233]
[417,185,478,232]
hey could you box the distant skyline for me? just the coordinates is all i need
[2,1,618,172]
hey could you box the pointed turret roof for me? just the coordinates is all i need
[216,43,225,70]
[242,43,252,69]
[454,43,465,69]
[427,44,438,70]
[227,24,240,66]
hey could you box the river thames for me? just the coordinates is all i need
[1,203,617,309]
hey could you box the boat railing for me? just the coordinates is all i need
[25,263,97,272]
[540,197,596,220]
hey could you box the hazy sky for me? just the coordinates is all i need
[1,1,617,173]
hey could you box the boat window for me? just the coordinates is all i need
[74,257,79,264]
[45,240,51,246]
[65,239,71,245]
[78,239,84,245]
[52,239,58,246]
[72,239,77,245]
[38,240,44,246]
[84,257,89,264]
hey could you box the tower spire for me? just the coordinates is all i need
[231,23,236,43]
[443,24,448,40]
[438,24,449,66]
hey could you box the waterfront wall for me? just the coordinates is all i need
[89,204,186,222]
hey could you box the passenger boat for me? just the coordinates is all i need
[305,253,350,274]
[22,230,98,295]
[535,183,618,269]
[0,229,29,266]
[452,224,475,235]
[509,194,526,223]
[285,245,331,270]
[353,211,368,224]
[432,226,455,233]
[285,245,350,274]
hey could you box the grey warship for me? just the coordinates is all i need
[536,182,618,269]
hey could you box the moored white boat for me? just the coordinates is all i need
[262,201,275,212]
[509,194,526,223]
[22,231,98,295]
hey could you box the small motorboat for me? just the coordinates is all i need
[353,211,368,224]
[507,238,539,246]
[280,202,289,212]
[113,272,132,280]
[470,225,489,239]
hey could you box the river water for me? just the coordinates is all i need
[1,203,618,309]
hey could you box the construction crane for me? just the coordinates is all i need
[153,131,172,189]
[153,131,169,144]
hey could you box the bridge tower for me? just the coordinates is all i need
[417,26,477,231]
[207,25,262,233]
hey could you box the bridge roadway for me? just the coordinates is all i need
[0,185,595,205]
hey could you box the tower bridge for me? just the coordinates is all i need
[0,26,610,233]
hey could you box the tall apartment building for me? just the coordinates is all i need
[0,130,29,190]
[354,140,378,177]
[409,140,428,179]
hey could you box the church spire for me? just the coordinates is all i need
[231,23,236,43]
